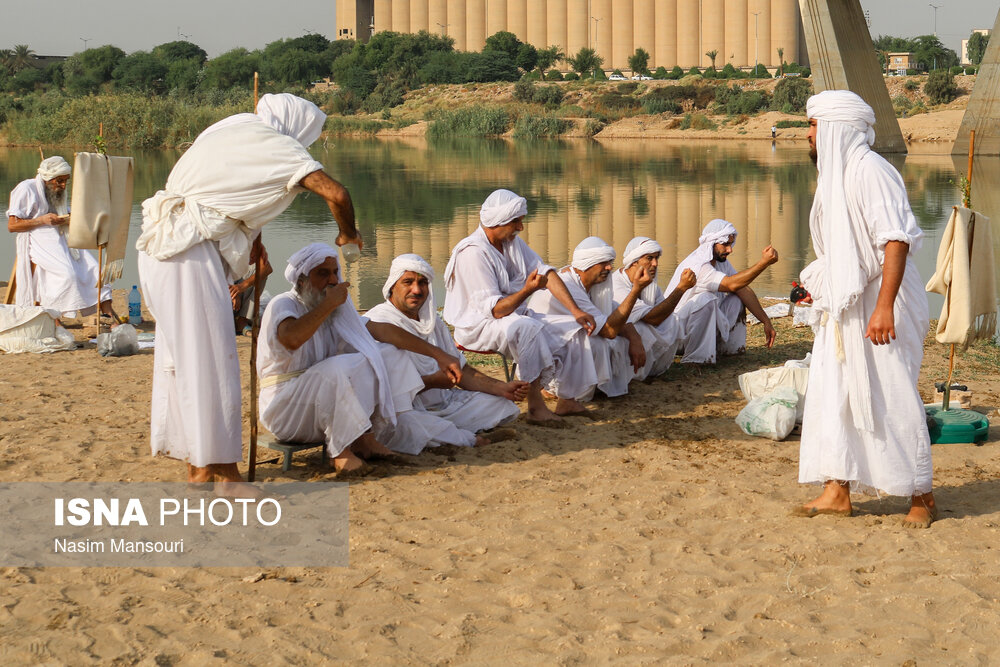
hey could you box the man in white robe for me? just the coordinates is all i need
[612,237,698,380]
[136,93,365,490]
[795,90,935,528]
[7,156,115,319]
[443,189,598,423]
[367,254,527,446]
[527,237,648,399]
[258,244,463,470]
[666,219,778,364]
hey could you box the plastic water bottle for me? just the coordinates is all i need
[340,242,361,264]
[128,286,142,325]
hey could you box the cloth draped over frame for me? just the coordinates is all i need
[925,206,996,349]
[68,152,135,284]
[284,243,399,423]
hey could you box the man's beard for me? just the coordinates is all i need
[809,145,818,164]
[297,281,325,310]
[45,186,68,215]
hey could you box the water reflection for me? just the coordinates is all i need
[0,139,985,316]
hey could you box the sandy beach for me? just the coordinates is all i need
[2,288,1000,664]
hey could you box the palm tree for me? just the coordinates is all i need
[11,44,36,73]
[705,49,719,70]
[776,46,785,76]
[0,49,13,75]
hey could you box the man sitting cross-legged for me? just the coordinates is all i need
[367,254,528,446]
[527,237,648,400]
[611,237,697,381]
[257,243,463,471]
[443,189,599,424]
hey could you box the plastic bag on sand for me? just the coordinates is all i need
[736,387,799,441]
[97,323,139,357]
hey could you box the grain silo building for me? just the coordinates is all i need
[335,0,808,70]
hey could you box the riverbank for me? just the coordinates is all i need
[2,289,1000,662]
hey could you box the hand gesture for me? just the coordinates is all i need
[503,380,531,402]
[628,337,647,372]
[322,281,351,311]
[678,268,697,291]
[437,356,462,385]
[864,305,896,345]
[761,245,779,266]
[763,322,777,348]
[39,212,62,226]
[229,284,243,310]
[524,269,548,294]
[633,264,654,291]
[336,229,364,251]
[574,309,596,335]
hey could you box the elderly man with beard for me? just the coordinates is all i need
[7,156,116,320]
[666,219,779,364]
[258,244,464,471]
[612,237,698,380]
[367,254,527,446]
[444,189,598,424]
[527,237,648,401]
[794,90,935,528]
[136,94,365,491]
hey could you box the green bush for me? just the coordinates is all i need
[513,78,535,102]
[583,118,604,136]
[771,77,812,112]
[906,68,919,75]
[715,84,770,114]
[641,98,680,115]
[596,91,641,112]
[775,119,809,128]
[950,65,965,75]
[924,69,959,104]
[686,66,701,76]
[903,79,919,91]
[612,69,624,78]
[564,71,580,81]
[720,63,744,79]
[532,85,564,107]
[544,70,564,81]
[702,67,718,79]
[679,113,716,130]
[892,95,913,110]
[965,66,977,75]
[324,116,386,135]
[616,81,639,94]
[427,106,512,138]
[653,66,669,80]
[512,114,570,138]
[667,66,685,80]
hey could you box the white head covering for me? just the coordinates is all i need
[382,253,437,336]
[37,156,71,181]
[480,189,528,228]
[622,237,663,304]
[284,242,337,284]
[569,237,615,315]
[665,219,738,293]
[256,93,327,148]
[802,90,880,433]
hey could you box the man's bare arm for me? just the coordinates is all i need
[642,268,697,327]
[735,286,776,348]
[300,170,362,249]
[492,269,547,318]
[865,240,907,345]
[366,321,462,384]
[8,213,63,233]
[718,246,778,293]
[545,271,597,334]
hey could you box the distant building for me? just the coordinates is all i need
[961,28,991,66]
[336,0,809,70]
[886,52,917,75]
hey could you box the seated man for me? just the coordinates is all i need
[666,219,778,364]
[443,189,598,423]
[258,243,463,471]
[367,253,528,444]
[527,237,648,399]
[7,156,115,320]
[612,237,697,380]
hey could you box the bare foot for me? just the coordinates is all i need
[474,435,490,447]
[331,448,366,472]
[210,463,267,498]
[793,480,853,517]
[526,403,563,425]
[541,389,557,399]
[554,398,589,416]
[479,427,518,444]
[902,492,937,529]
[351,433,393,460]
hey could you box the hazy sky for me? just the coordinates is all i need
[2,1,997,59]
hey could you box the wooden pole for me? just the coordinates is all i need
[248,77,261,481]
[253,72,259,110]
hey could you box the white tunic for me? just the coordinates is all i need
[668,256,744,364]
[798,152,931,497]
[366,302,521,440]
[257,292,431,457]
[7,177,111,316]
[443,227,579,396]
[526,268,630,400]
[610,269,683,379]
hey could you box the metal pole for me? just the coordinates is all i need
[751,12,760,75]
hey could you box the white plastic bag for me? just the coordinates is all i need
[97,323,140,357]
[737,363,809,421]
[736,387,799,441]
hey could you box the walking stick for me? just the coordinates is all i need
[248,251,262,481]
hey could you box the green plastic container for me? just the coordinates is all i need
[925,405,990,444]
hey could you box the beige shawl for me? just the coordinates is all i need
[67,153,135,283]
[926,206,996,348]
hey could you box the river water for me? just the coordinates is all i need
[1,138,993,316]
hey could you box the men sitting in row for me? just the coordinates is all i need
[7,156,117,320]
[666,219,779,364]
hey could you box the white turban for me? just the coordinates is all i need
[382,253,436,336]
[38,156,71,181]
[480,189,528,228]
[256,93,327,149]
[571,236,616,271]
[284,242,338,284]
[622,237,662,269]
[622,237,663,304]
[806,90,876,147]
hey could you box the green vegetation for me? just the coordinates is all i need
[924,69,959,105]
[427,106,511,139]
[512,114,571,138]
[680,113,716,131]
[771,77,812,113]
[966,31,990,66]
[873,34,959,71]
[774,119,809,128]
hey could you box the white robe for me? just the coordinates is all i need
[443,227,582,397]
[366,302,521,441]
[668,256,744,364]
[798,150,931,497]
[611,269,683,380]
[526,269,631,400]
[257,292,436,457]
[136,117,323,467]
[7,177,111,316]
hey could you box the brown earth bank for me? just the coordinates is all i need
[1,289,1000,663]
